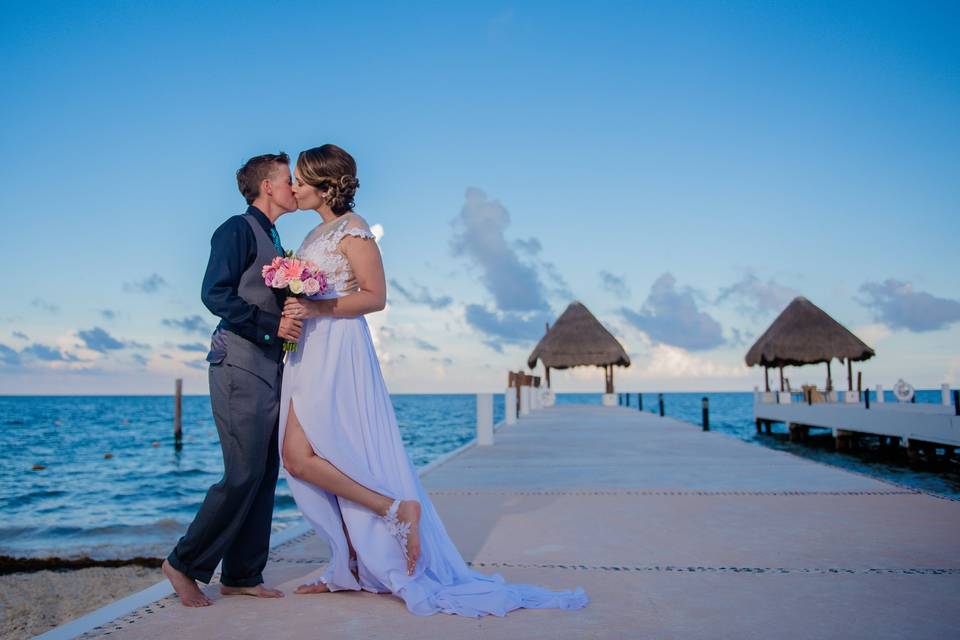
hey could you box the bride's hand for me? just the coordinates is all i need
[284,297,318,320]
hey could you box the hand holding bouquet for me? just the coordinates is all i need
[262,255,328,352]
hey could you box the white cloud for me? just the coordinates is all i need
[621,273,725,351]
[639,344,751,379]
[858,279,960,332]
[852,323,891,346]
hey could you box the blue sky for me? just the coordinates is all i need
[2,1,958,394]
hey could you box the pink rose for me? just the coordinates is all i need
[261,267,277,286]
[302,278,321,296]
[272,270,289,288]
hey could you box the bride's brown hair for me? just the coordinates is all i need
[296,144,359,216]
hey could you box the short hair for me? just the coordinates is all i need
[236,152,290,205]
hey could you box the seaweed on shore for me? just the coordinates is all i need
[0,555,163,575]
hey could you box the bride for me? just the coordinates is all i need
[278,144,588,617]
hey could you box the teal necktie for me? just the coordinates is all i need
[269,228,284,256]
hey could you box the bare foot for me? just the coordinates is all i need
[397,500,421,575]
[162,559,212,607]
[220,584,285,598]
[294,581,331,594]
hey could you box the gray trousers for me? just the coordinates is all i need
[167,360,281,586]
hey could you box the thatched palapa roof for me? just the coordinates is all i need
[527,302,630,369]
[744,297,875,368]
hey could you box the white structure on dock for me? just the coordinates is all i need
[754,387,960,449]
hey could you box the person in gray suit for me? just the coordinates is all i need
[162,152,304,607]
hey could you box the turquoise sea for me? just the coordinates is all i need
[1,391,956,561]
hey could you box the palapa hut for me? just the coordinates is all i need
[527,301,630,394]
[745,296,875,392]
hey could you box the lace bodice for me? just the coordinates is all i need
[296,213,376,297]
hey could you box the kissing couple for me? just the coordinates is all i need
[161,144,588,617]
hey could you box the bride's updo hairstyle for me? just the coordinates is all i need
[296,144,359,216]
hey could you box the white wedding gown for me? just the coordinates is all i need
[279,213,588,617]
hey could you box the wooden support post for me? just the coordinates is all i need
[906,440,922,465]
[637,393,643,411]
[174,378,183,448]
[954,390,959,417]
[789,423,802,443]
[764,367,770,392]
[826,360,833,391]
[701,397,709,431]
[779,367,784,392]
[847,359,853,392]
[835,429,855,452]
[857,370,862,392]
[545,366,551,389]
[865,389,870,409]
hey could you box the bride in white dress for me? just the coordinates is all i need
[278,144,588,617]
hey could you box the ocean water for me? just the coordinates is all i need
[1,391,956,561]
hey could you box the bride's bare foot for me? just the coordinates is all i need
[396,500,421,575]
[294,581,331,594]
[220,584,284,598]
[162,559,212,607]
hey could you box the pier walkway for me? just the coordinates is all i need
[51,405,960,639]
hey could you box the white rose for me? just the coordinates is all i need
[289,279,304,295]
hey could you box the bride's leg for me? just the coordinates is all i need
[293,506,357,595]
[282,401,421,574]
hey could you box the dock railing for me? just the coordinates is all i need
[753,383,960,450]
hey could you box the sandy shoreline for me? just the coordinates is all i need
[0,565,163,639]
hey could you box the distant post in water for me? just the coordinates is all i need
[476,393,493,446]
[658,393,665,417]
[174,378,183,449]
[637,393,643,411]
[701,397,709,431]
[954,390,959,417]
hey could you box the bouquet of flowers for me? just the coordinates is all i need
[262,254,328,352]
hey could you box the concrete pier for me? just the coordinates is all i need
[52,405,960,639]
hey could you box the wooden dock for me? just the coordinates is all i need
[43,404,960,639]
[755,389,960,452]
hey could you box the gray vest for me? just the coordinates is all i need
[207,214,284,385]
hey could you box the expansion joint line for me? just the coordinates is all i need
[465,561,960,576]
[427,489,919,497]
